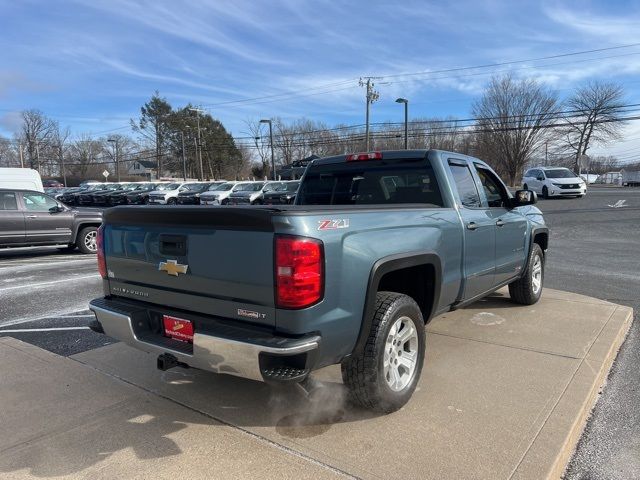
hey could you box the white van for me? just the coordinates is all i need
[0,168,44,192]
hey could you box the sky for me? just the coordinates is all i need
[1,0,640,162]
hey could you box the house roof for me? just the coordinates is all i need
[135,161,158,169]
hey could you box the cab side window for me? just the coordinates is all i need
[22,193,58,212]
[475,166,510,208]
[0,192,18,210]
[448,161,481,208]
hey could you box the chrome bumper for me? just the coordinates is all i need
[89,303,319,382]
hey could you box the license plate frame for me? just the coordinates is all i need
[163,315,194,343]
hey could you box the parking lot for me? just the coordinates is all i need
[1,186,638,479]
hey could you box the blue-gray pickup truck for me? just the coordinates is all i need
[89,150,548,412]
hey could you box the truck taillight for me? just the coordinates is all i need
[345,151,383,161]
[97,225,107,279]
[275,235,324,309]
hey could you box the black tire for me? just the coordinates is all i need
[167,198,177,205]
[341,292,426,413]
[253,199,263,205]
[76,226,98,254]
[143,196,150,205]
[542,186,549,199]
[508,243,544,305]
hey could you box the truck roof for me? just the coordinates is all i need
[310,149,486,167]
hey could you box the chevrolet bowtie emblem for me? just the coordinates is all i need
[159,259,188,276]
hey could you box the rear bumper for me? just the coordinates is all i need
[89,297,320,383]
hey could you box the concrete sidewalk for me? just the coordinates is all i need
[0,288,632,479]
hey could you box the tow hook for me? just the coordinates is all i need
[157,353,189,371]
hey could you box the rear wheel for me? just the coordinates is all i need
[341,292,425,413]
[76,226,98,254]
[542,186,549,199]
[509,243,544,305]
[167,198,177,205]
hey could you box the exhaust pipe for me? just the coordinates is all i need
[157,353,189,371]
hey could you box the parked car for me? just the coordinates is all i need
[90,183,137,206]
[42,179,64,188]
[227,181,284,205]
[89,149,548,413]
[0,188,102,253]
[60,184,104,206]
[0,168,44,192]
[148,182,197,205]
[263,181,300,205]
[120,183,164,205]
[176,182,218,205]
[102,183,146,206]
[77,183,119,206]
[200,181,248,205]
[522,167,586,198]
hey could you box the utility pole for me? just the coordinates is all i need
[545,141,548,166]
[18,143,24,168]
[180,131,187,181]
[360,78,380,151]
[58,144,67,187]
[107,138,120,182]
[260,119,275,180]
[189,108,205,180]
[35,142,41,173]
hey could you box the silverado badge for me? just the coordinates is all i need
[159,259,188,276]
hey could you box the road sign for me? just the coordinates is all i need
[102,170,109,179]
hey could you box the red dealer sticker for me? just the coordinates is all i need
[163,315,194,343]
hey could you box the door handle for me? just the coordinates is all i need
[26,215,37,219]
[496,219,505,227]
[466,222,478,230]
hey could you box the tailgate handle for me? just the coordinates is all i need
[159,234,187,256]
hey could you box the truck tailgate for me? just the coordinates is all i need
[102,206,277,327]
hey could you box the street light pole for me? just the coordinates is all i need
[107,138,120,182]
[189,108,205,180]
[260,119,275,180]
[180,131,187,181]
[395,98,409,149]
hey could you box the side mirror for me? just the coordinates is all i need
[511,190,537,207]
[49,205,65,213]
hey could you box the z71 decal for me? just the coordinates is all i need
[318,219,350,230]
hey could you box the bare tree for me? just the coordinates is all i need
[19,109,57,172]
[0,136,19,167]
[472,75,558,185]
[244,119,272,178]
[562,81,626,170]
[67,134,106,179]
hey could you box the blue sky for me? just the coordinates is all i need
[1,0,640,159]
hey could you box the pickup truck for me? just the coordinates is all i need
[89,150,548,412]
[0,188,102,253]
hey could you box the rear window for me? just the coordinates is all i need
[297,158,443,206]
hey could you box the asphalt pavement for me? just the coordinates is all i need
[541,187,640,480]
[0,186,638,478]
